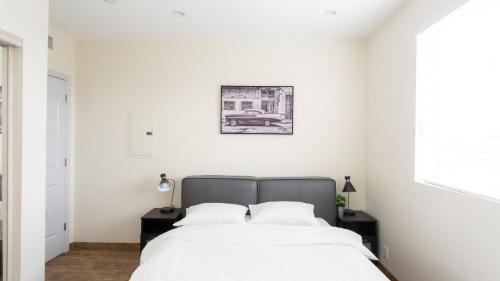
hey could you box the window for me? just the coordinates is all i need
[268,90,275,98]
[261,89,276,99]
[223,101,235,110]
[416,0,500,201]
[261,90,268,98]
[241,101,252,110]
[260,100,274,113]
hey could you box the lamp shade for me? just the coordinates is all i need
[342,176,356,193]
[158,173,174,192]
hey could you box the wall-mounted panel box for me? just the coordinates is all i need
[129,111,157,157]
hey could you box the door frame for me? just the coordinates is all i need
[47,70,71,254]
[1,29,23,281]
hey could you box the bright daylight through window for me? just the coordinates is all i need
[416,0,500,200]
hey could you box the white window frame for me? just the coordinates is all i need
[415,0,500,204]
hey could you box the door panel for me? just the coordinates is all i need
[45,75,68,261]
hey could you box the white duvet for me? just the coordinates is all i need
[130,224,389,281]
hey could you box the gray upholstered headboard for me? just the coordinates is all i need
[258,177,336,225]
[182,176,258,208]
[181,175,337,225]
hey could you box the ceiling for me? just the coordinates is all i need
[50,0,407,40]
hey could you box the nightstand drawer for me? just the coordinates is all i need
[141,233,157,245]
[141,208,182,251]
[337,211,378,258]
[362,236,378,257]
[140,233,163,249]
[141,220,176,234]
[341,221,377,236]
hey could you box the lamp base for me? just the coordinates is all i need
[160,207,175,213]
[343,209,356,216]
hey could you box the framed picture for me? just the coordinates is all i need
[221,85,294,135]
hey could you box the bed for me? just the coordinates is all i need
[130,176,389,281]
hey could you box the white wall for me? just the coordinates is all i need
[75,39,367,242]
[48,25,77,243]
[0,0,49,280]
[0,47,3,174]
[366,0,500,280]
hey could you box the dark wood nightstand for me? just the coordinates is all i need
[337,210,379,258]
[140,208,182,251]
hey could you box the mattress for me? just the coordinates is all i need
[130,223,388,281]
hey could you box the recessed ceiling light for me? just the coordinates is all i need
[103,0,117,4]
[324,10,337,17]
[172,10,186,17]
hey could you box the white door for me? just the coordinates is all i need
[45,75,69,261]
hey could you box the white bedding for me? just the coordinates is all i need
[130,224,389,281]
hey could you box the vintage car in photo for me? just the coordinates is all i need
[225,109,285,126]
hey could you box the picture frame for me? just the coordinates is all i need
[221,85,294,135]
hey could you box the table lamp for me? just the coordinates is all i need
[342,176,356,216]
[158,173,176,213]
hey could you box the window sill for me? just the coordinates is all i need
[415,179,500,205]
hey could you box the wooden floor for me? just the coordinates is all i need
[46,249,397,281]
[45,249,139,281]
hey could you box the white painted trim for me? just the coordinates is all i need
[6,46,14,281]
[2,44,19,281]
[417,179,500,206]
[0,30,22,48]
[1,42,8,281]
[47,70,71,254]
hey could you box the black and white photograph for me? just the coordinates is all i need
[221,86,294,135]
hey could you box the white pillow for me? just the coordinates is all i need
[317,217,330,226]
[248,201,321,226]
[245,214,329,226]
[173,203,248,226]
